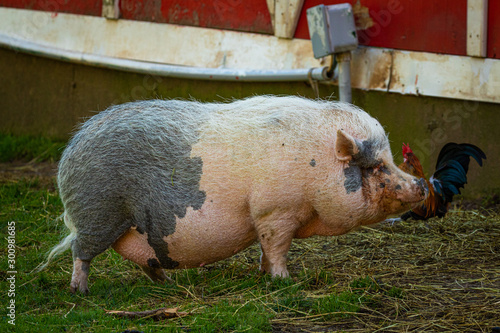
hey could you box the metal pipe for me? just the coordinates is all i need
[336,52,352,103]
[0,34,331,82]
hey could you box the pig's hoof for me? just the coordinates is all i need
[271,270,290,279]
[70,258,90,294]
[70,284,77,294]
[70,282,89,295]
[142,266,168,283]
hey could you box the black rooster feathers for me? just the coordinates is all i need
[401,143,486,221]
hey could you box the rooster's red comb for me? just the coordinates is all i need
[402,143,413,156]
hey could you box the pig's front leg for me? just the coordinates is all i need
[256,217,298,278]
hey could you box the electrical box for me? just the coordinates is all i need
[306,3,358,59]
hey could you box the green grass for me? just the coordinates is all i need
[0,134,66,162]
[0,178,404,332]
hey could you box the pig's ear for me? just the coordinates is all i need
[335,129,360,161]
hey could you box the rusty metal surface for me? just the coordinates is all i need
[347,47,500,104]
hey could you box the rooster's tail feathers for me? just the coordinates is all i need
[432,143,486,203]
[436,143,486,171]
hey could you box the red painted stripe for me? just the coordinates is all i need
[119,0,273,34]
[0,0,102,16]
[3,0,499,58]
[488,0,500,58]
[294,0,467,56]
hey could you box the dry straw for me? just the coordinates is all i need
[273,209,500,332]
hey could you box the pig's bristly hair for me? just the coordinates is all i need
[42,95,389,269]
[37,213,77,272]
[197,96,389,185]
[201,95,386,146]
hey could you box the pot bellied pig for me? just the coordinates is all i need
[44,96,427,293]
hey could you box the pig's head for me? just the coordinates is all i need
[330,128,428,224]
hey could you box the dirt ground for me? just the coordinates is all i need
[0,161,58,189]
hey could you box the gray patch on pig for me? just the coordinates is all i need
[343,137,389,194]
[380,165,391,175]
[344,164,362,194]
[395,184,402,190]
[379,182,385,188]
[310,159,316,167]
[58,100,208,270]
[269,114,283,126]
[352,139,387,168]
[148,258,161,268]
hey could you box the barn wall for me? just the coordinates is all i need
[0,47,497,198]
[1,0,498,58]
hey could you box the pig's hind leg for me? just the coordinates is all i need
[70,258,92,294]
[141,266,168,282]
[69,216,132,294]
[112,228,168,283]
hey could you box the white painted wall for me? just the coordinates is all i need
[0,7,499,104]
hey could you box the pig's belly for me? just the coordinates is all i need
[113,205,258,269]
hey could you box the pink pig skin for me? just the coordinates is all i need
[49,96,427,293]
[112,98,426,281]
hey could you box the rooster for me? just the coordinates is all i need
[398,142,486,221]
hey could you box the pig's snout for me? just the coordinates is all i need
[389,174,428,205]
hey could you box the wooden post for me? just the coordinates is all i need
[267,0,304,39]
[467,0,488,57]
[102,0,120,20]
